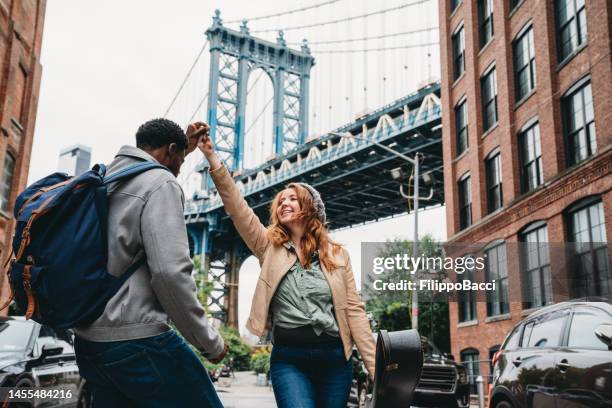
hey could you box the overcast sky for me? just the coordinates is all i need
[31,0,444,337]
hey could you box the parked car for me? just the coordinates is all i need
[348,336,470,408]
[0,316,90,407]
[412,338,470,408]
[489,300,612,408]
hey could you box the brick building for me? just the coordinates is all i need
[0,0,46,302]
[438,0,611,391]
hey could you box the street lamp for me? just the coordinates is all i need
[329,131,434,330]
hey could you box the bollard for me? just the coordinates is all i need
[476,376,485,408]
[256,373,267,387]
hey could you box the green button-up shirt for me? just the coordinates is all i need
[270,242,339,337]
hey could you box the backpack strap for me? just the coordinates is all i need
[103,162,169,185]
[114,256,146,289]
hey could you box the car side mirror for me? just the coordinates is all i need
[595,324,612,348]
[443,352,455,361]
[41,343,63,359]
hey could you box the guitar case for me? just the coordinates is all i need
[366,329,424,408]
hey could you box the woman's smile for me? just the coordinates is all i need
[277,188,301,224]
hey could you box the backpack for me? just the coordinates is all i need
[0,161,169,329]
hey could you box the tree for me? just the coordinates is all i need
[183,325,253,372]
[192,256,214,312]
[251,346,272,374]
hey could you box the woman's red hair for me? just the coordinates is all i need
[267,183,341,271]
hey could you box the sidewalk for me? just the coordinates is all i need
[215,372,482,408]
[216,371,276,408]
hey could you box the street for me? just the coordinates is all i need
[216,371,277,408]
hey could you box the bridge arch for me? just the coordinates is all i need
[205,11,315,172]
[243,67,275,169]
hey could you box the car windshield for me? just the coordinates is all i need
[0,320,34,352]
[421,339,442,358]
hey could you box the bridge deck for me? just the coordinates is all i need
[185,83,443,251]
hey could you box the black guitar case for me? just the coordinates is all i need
[366,329,424,408]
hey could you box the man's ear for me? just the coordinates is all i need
[168,143,178,155]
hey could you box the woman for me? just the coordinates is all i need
[198,125,375,408]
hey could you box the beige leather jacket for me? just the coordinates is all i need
[210,165,376,377]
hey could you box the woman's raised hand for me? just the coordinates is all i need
[191,122,222,170]
[186,121,209,155]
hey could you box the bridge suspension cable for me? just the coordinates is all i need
[313,41,439,54]
[163,40,209,118]
[225,0,342,23]
[251,0,432,33]
[187,92,209,125]
[289,26,439,45]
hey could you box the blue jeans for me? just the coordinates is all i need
[270,341,352,408]
[74,331,224,408]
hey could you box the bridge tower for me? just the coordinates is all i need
[206,9,315,171]
[190,11,314,328]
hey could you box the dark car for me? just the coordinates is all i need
[412,338,470,408]
[348,337,470,408]
[489,300,612,408]
[0,316,89,407]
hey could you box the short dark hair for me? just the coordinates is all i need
[135,118,188,150]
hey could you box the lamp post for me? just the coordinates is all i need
[329,132,433,330]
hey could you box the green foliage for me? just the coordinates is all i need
[219,326,253,371]
[250,347,271,374]
[192,257,214,310]
[367,301,411,332]
[177,325,252,371]
[364,235,451,352]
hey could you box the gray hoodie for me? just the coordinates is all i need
[74,146,223,359]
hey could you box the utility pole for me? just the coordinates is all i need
[411,153,420,330]
[331,132,434,331]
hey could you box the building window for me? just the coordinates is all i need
[13,66,28,125]
[0,153,16,212]
[458,255,477,322]
[567,198,610,298]
[451,0,461,13]
[458,175,472,230]
[455,99,468,156]
[556,0,587,62]
[514,26,536,101]
[486,242,509,316]
[478,0,494,48]
[461,348,480,394]
[521,223,552,309]
[563,79,596,166]
[510,0,522,11]
[485,151,502,213]
[481,67,498,131]
[519,122,543,193]
[452,25,465,81]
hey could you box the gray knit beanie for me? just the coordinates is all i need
[296,183,326,224]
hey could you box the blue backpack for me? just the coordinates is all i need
[0,161,168,329]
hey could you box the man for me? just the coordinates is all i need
[74,118,226,407]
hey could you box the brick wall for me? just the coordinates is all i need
[439,0,612,387]
[0,0,46,309]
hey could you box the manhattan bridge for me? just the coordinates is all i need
[164,0,444,327]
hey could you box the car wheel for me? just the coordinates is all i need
[13,378,35,408]
[495,400,514,408]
